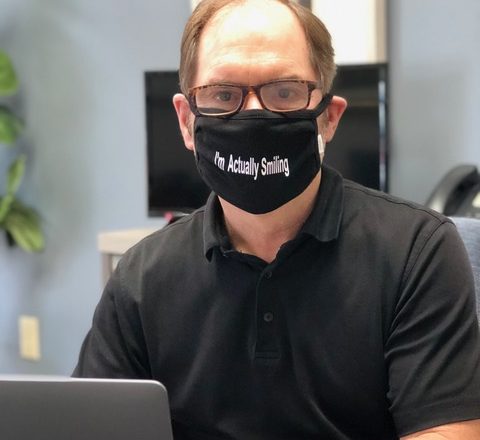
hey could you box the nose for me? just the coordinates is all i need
[243,89,263,110]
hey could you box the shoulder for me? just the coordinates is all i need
[130,208,206,257]
[342,179,455,242]
[343,179,447,222]
[113,207,207,293]
[338,179,469,294]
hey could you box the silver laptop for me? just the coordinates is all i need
[0,376,174,440]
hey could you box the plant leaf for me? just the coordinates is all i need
[0,50,19,96]
[7,154,26,194]
[3,199,44,252]
[0,194,14,224]
[0,106,24,145]
[0,155,23,222]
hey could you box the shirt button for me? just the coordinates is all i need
[263,312,274,323]
[265,271,272,279]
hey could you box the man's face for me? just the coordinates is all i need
[194,1,318,109]
[174,0,346,152]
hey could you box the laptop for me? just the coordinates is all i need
[0,376,174,440]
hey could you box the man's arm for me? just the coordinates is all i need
[401,419,480,439]
[385,221,480,436]
[73,257,150,378]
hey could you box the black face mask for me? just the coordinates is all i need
[193,95,332,214]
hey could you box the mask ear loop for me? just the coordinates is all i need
[312,93,333,117]
[314,94,330,163]
[318,134,325,162]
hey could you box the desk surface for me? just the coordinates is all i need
[97,228,159,255]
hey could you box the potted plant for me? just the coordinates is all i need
[0,50,44,252]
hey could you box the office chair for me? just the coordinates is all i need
[451,217,480,319]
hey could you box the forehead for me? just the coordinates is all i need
[195,0,315,86]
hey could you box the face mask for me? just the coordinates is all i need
[193,97,331,214]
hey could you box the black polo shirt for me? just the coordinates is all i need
[74,165,480,439]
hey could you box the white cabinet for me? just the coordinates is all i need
[312,0,387,64]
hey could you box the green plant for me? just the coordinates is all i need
[0,50,44,252]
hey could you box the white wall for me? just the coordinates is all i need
[388,0,480,202]
[0,0,189,374]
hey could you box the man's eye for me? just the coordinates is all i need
[277,88,292,99]
[215,91,232,102]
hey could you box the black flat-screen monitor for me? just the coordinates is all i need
[145,64,388,216]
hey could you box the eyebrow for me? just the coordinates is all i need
[202,74,306,86]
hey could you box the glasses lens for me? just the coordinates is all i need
[260,81,309,112]
[195,85,243,115]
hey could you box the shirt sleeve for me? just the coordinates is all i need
[385,220,480,436]
[72,259,151,379]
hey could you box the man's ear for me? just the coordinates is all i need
[173,93,195,151]
[321,96,347,143]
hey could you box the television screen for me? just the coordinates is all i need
[145,64,388,216]
[145,72,210,215]
[324,63,388,192]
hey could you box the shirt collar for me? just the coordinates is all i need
[203,192,229,260]
[300,164,344,242]
[203,164,344,260]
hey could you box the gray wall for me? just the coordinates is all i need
[388,0,480,202]
[0,0,190,374]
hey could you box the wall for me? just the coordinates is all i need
[0,0,189,374]
[388,0,480,202]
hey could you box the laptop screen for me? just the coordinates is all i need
[0,376,173,440]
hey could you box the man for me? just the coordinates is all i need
[74,0,480,438]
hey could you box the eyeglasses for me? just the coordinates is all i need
[187,79,322,117]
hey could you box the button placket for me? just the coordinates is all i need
[254,268,279,360]
[263,312,274,322]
